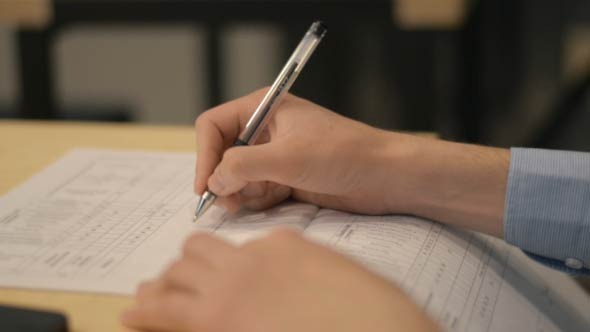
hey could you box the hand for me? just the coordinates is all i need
[194,88,510,237]
[121,229,439,332]
[194,88,417,215]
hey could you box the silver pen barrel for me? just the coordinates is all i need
[238,21,326,145]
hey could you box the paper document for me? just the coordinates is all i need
[0,149,588,331]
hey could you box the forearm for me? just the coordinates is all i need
[385,134,510,238]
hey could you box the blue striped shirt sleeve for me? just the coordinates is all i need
[504,148,590,274]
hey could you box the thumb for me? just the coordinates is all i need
[207,143,296,196]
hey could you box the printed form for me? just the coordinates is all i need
[0,149,588,332]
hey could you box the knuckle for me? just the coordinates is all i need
[165,260,183,277]
[194,111,210,129]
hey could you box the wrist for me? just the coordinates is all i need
[381,133,510,237]
[377,131,427,215]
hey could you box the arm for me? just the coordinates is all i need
[193,89,509,238]
[406,143,590,272]
[377,135,510,238]
[123,90,588,332]
[194,90,589,270]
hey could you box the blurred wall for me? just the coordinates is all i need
[0,1,588,144]
[0,23,284,124]
[0,26,17,112]
[56,25,204,124]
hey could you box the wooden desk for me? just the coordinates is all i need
[2,121,588,330]
[0,120,195,332]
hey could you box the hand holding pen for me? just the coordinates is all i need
[194,21,327,221]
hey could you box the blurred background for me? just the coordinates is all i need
[0,0,589,290]
[0,0,588,148]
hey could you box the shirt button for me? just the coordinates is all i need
[564,258,584,269]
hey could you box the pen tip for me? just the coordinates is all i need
[193,207,206,222]
[194,205,207,221]
[192,191,216,223]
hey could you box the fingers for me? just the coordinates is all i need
[195,117,225,195]
[241,183,292,210]
[124,233,251,332]
[161,258,215,294]
[124,233,237,332]
[239,181,267,200]
[182,232,237,268]
[215,195,243,213]
[207,143,298,197]
[214,183,292,212]
[122,289,202,332]
[135,280,165,303]
[194,88,270,195]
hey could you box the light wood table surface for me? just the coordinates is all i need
[0,120,196,332]
[2,120,587,330]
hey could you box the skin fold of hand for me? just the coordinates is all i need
[122,229,439,332]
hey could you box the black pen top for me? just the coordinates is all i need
[311,21,327,38]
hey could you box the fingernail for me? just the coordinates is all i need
[241,183,266,199]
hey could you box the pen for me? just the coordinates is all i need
[194,20,327,222]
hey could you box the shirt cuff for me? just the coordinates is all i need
[522,250,590,275]
[504,147,590,272]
